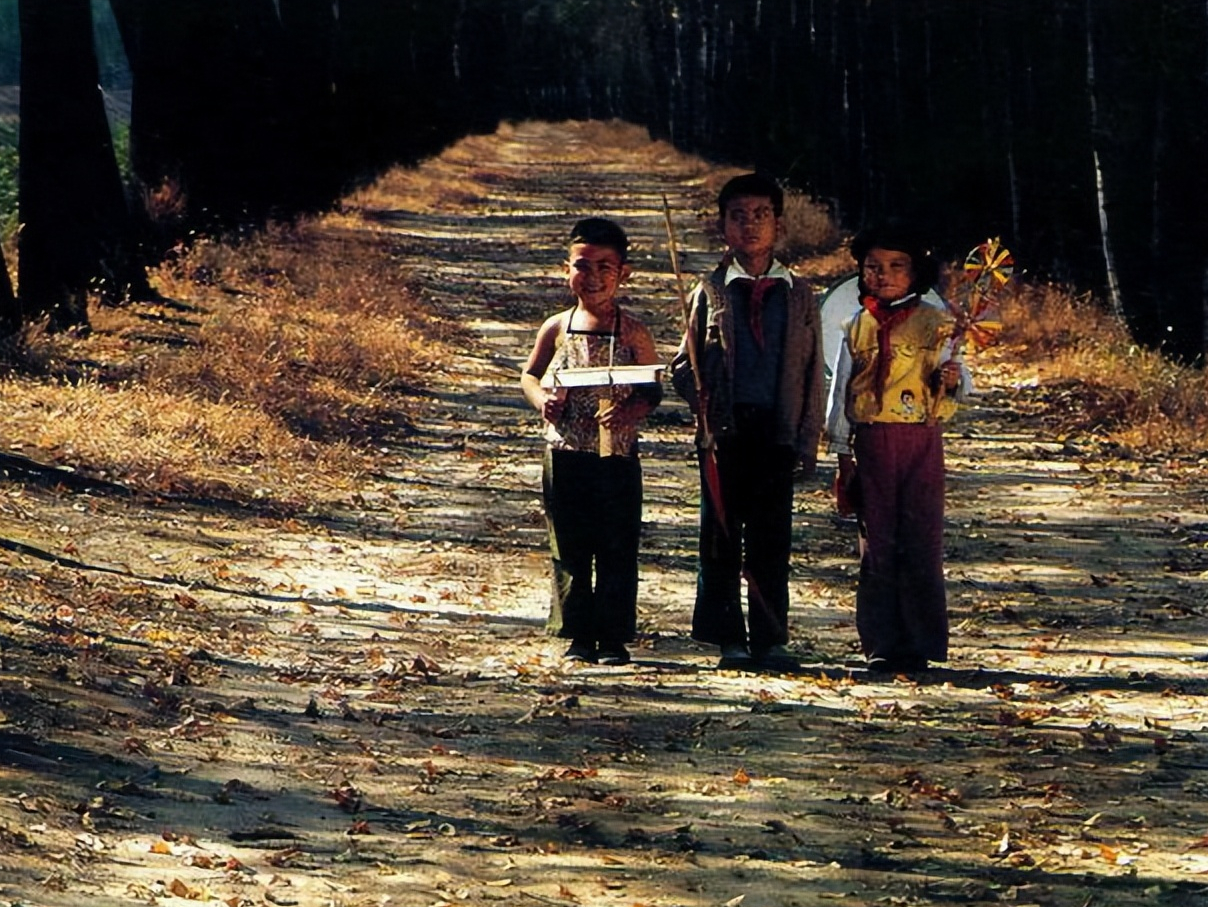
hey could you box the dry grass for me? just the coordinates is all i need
[779,189,842,259]
[997,282,1208,455]
[345,119,712,215]
[150,224,447,439]
[0,218,458,507]
[789,243,857,286]
[0,380,342,501]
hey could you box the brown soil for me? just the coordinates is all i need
[2,120,1208,907]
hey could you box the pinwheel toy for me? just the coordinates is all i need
[951,237,1012,351]
[927,238,1013,421]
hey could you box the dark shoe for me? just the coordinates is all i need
[597,644,631,666]
[564,640,597,663]
[718,642,754,669]
[752,644,801,671]
[866,656,893,673]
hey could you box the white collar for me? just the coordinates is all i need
[724,258,794,288]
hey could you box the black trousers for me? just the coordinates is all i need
[691,409,796,649]
[542,448,642,644]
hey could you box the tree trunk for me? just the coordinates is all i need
[18,0,149,330]
[1085,0,1124,318]
[18,0,96,329]
[1203,0,1208,362]
[110,0,293,225]
[1198,0,1208,364]
[0,245,18,340]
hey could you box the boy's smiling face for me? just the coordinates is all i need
[721,194,781,270]
[566,242,629,308]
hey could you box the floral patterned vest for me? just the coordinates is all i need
[545,302,646,456]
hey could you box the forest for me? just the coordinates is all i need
[1,0,1206,361]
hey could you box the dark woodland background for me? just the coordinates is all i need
[2,0,1205,362]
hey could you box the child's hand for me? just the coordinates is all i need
[542,387,567,422]
[595,397,627,428]
[834,454,859,516]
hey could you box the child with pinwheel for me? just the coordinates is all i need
[670,173,826,671]
[825,222,972,674]
[521,218,663,667]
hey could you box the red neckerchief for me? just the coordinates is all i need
[861,293,921,410]
[742,277,780,349]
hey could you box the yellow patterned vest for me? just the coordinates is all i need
[845,302,958,424]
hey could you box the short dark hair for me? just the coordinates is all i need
[569,217,629,262]
[851,220,939,294]
[718,173,784,218]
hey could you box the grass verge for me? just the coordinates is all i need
[0,218,460,508]
[998,283,1208,457]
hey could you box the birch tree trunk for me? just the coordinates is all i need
[1086,0,1124,318]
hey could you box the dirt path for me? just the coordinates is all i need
[2,121,1208,907]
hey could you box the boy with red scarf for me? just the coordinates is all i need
[671,174,826,671]
[826,222,971,673]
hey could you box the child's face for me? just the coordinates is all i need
[861,247,915,303]
[566,242,629,307]
[721,194,780,264]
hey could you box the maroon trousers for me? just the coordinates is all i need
[853,423,949,663]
